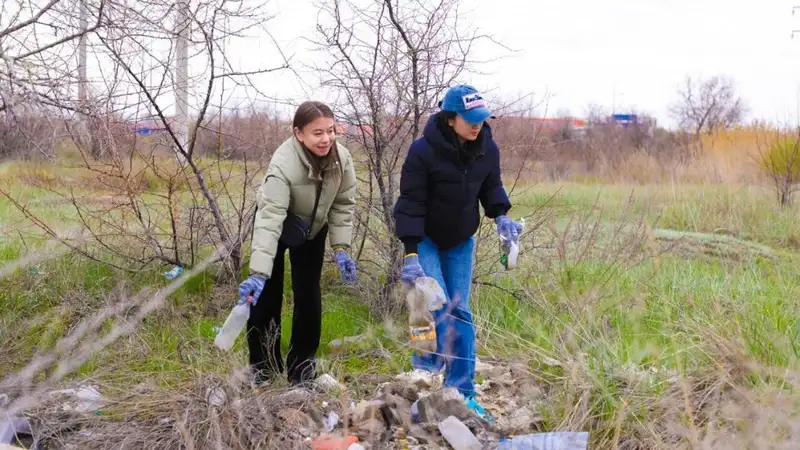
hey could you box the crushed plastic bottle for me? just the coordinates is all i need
[214,301,250,351]
[496,431,589,450]
[406,277,446,354]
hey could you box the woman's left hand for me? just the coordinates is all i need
[334,249,357,285]
[495,215,524,243]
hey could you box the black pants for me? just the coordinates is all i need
[247,225,327,385]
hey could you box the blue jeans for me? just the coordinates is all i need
[412,236,476,397]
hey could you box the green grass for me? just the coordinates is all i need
[2,160,800,447]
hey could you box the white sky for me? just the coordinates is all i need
[83,0,799,130]
[234,0,800,129]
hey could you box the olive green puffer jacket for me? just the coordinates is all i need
[249,136,357,278]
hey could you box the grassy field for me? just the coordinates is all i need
[1,157,799,448]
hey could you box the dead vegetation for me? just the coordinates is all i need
[10,344,799,450]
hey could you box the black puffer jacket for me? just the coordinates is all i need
[393,112,512,254]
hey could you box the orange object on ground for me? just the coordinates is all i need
[311,434,359,450]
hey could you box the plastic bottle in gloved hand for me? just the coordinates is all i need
[214,301,250,351]
[215,274,265,351]
[406,277,446,354]
[498,216,524,270]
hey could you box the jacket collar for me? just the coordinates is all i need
[290,136,339,181]
[422,113,491,160]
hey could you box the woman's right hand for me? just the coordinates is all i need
[401,254,425,285]
[238,274,266,305]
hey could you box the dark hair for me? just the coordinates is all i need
[292,101,342,179]
[293,100,335,130]
[439,111,458,122]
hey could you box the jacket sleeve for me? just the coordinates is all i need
[393,143,427,254]
[249,162,290,278]
[328,151,357,250]
[479,140,512,218]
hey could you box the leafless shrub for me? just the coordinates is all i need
[755,126,800,208]
[0,111,60,160]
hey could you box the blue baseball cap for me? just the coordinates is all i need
[440,85,494,125]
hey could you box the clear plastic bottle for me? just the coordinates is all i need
[497,432,589,449]
[406,277,446,354]
[214,302,250,351]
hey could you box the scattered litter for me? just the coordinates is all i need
[315,374,343,391]
[410,387,467,424]
[28,359,559,448]
[439,415,482,450]
[395,369,442,392]
[0,416,31,446]
[324,411,339,432]
[497,431,589,449]
[311,434,359,450]
[163,265,184,280]
[205,386,226,407]
[328,334,365,351]
[48,384,105,413]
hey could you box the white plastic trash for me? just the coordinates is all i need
[496,431,589,450]
[214,302,250,351]
[507,241,519,268]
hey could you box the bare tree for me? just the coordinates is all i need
[0,0,291,279]
[669,75,747,141]
[308,0,507,315]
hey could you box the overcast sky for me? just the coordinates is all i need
[201,0,800,129]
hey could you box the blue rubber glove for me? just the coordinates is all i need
[334,249,357,285]
[495,215,523,244]
[238,274,266,306]
[401,254,425,285]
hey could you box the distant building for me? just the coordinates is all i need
[609,113,657,136]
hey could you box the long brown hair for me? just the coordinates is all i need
[293,101,343,180]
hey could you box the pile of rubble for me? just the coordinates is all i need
[304,358,586,449]
[1,358,588,449]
